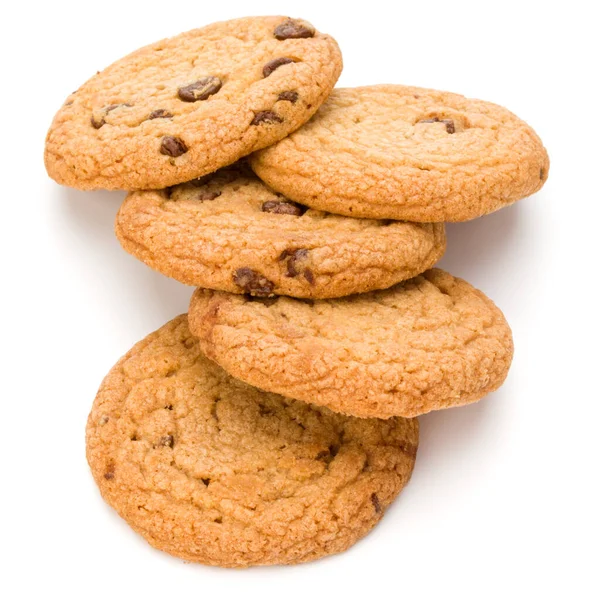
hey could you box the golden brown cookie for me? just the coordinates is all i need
[86,316,418,567]
[250,85,549,222]
[45,17,342,191]
[188,269,514,418]
[115,164,446,298]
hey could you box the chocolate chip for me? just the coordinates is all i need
[196,190,222,201]
[158,435,174,448]
[251,111,284,126]
[443,119,456,134]
[104,464,115,480]
[278,90,299,103]
[177,76,222,102]
[233,268,275,297]
[201,478,211,486]
[274,18,315,40]
[263,57,295,78]
[160,136,188,157]
[280,248,309,277]
[303,268,315,285]
[91,116,104,129]
[540,167,546,180]
[261,200,305,215]
[148,109,173,120]
[91,103,132,129]
[418,117,455,134]
[371,493,382,514]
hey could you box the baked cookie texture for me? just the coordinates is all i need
[45,17,342,191]
[188,269,514,419]
[86,316,418,567]
[250,85,549,222]
[116,164,446,298]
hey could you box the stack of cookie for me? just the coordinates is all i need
[44,16,548,568]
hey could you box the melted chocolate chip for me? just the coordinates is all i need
[196,190,221,201]
[263,57,295,78]
[261,200,305,215]
[233,268,275,297]
[148,109,173,120]
[418,117,455,134]
[371,493,382,514]
[158,435,174,448]
[178,76,222,102]
[160,136,188,157]
[280,248,309,277]
[251,111,284,126]
[278,90,299,103]
[274,19,315,40]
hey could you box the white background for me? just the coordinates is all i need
[2,1,598,598]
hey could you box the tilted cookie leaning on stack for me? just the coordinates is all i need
[45,15,548,568]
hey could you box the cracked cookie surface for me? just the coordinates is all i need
[250,85,549,222]
[45,16,342,190]
[116,164,446,298]
[188,269,514,418]
[86,316,418,567]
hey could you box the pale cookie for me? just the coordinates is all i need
[45,17,342,190]
[250,85,549,222]
[188,269,513,418]
[116,164,446,298]
[86,316,418,567]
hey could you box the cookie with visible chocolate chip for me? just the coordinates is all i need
[188,269,514,418]
[115,164,446,298]
[45,17,342,191]
[86,315,418,567]
[250,85,549,222]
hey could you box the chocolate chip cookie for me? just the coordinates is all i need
[86,316,418,567]
[115,164,446,298]
[250,85,549,222]
[45,17,342,190]
[188,269,514,418]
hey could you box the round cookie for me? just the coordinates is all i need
[188,269,514,419]
[115,164,446,299]
[45,17,342,191]
[250,85,549,222]
[86,316,418,567]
